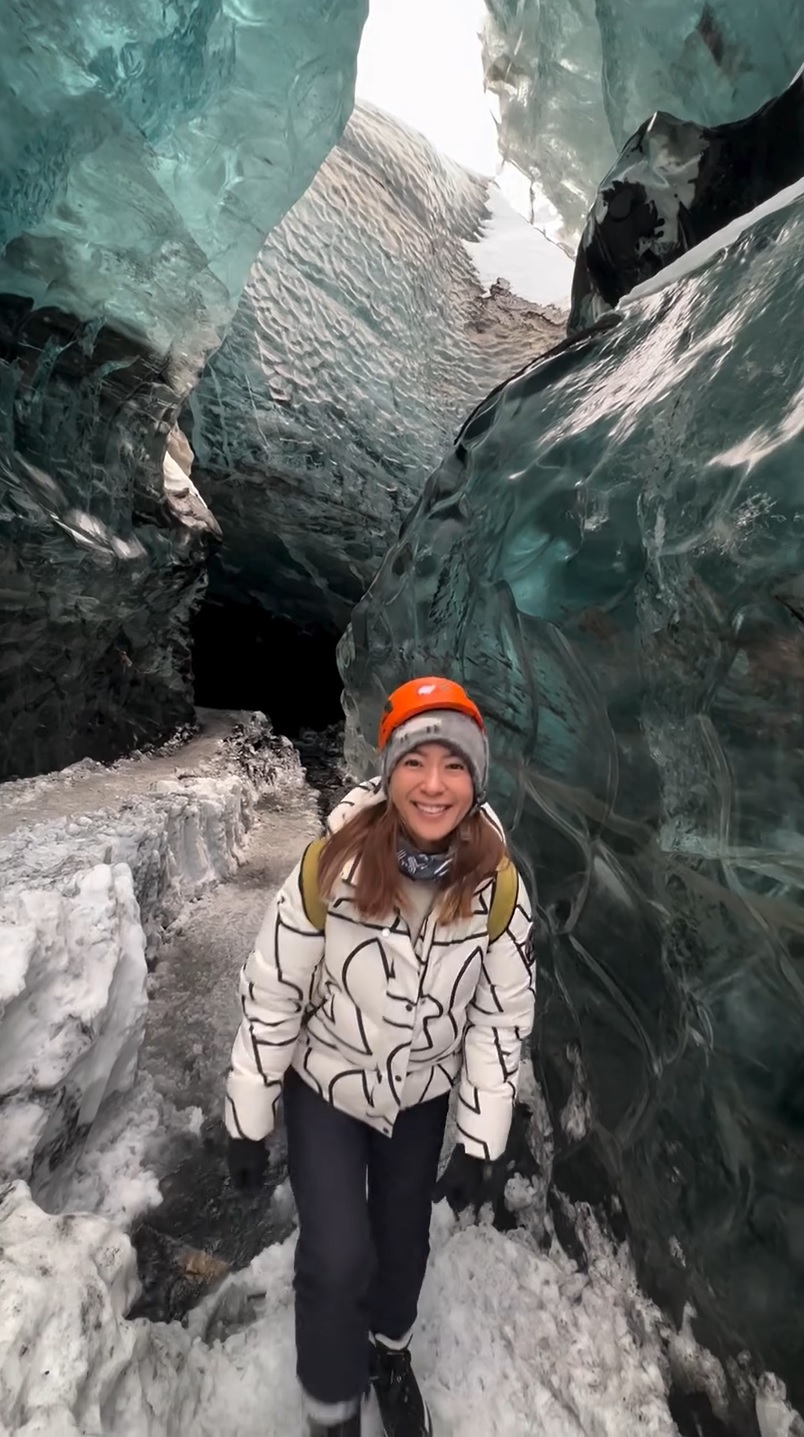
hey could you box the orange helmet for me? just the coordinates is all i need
[378,676,485,750]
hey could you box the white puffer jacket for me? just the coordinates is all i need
[225,780,535,1161]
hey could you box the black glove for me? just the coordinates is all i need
[227,1135,268,1191]
[433,1143,508,1215]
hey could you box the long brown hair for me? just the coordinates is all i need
[318,797,506,923]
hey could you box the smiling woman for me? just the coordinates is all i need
[319,675,503,921]
[224,673,534,1437]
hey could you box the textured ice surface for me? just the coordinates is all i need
[340,185,804,1405]
[187,103,563,629]
[0,0,366,780]
[0,712,302,1195]
[0,313,216,782]
[482,0,803,235]
[0,0,367,366]
[571,68,804,331]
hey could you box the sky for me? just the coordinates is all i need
[355,0,574,307]
[356,0,499,176]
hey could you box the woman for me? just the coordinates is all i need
[225,677,535,1437]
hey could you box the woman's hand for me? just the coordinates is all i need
[433,1143,507,1214]
[227,1135,269,1191]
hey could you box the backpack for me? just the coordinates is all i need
[299,836,517,942]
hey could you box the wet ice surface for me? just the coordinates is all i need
[1,718,801,1435]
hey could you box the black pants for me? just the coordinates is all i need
[284,1066,450,1406]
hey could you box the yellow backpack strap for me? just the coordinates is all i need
[299,836,328,932]
[488,859,518,943]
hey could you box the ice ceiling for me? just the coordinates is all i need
[1,0,804,1417]
[186,101,559,635]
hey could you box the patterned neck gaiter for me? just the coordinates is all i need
[396,844,453,883]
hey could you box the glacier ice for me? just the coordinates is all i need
[0,0,368,367]
[0,322,216,783]
[186,103,563,631]
[483,0,803,235]
[340,184,804,1406]
[0,0,367,780]
[570,68,804,332]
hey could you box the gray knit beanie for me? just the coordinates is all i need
[381,709,489,805]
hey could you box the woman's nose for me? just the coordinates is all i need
[419,764,446,792]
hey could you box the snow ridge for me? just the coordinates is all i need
[0,714,304,1189]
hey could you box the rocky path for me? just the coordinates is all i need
[1,710,345,1321]
[132,774,323,1313]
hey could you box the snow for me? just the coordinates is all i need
[466,184,574,309]
[757,1376,804,1437]
[0,1181,140,1437]
[623,173,804,306]
[0,718,801,1436]
[40,1076,201,1230]
[5,1166,800,1437]
[0,713,305,1192]
[0,866,148,1188]
[0,1181,666,1437]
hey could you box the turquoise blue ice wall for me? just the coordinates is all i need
[0,0,367,778]
[341,186,804,1406]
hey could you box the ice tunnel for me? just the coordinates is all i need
[3,0,804,1424]
[340,183,804,1406]
[185,102,560,640]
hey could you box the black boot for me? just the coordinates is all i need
[305,1413,361,1437]
[370,1341,433,1437]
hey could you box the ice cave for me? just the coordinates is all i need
[1,2,803,1435]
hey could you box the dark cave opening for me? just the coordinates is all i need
[191,592,345,736]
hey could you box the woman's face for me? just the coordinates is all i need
[388,742,475,851]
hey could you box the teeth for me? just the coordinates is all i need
[416,804,447,815]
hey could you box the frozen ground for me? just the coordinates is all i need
[0,1181,677,1437]
[3,1166,800,1437]
[0,711,308,1195]
[0,718,801,1435]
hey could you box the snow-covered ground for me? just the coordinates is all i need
[0,1178,678,1437]
[0,713,305,1194]
[466,184,574,310]
[0,717,800,1436]
[4,1161,799,1436]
